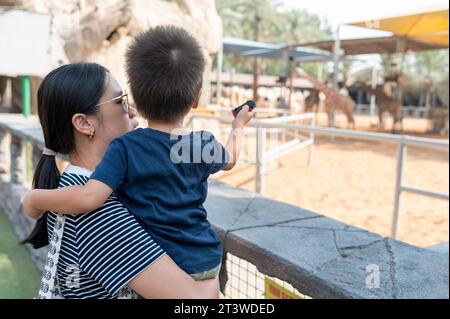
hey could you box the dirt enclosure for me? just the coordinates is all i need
[213,114,449,247]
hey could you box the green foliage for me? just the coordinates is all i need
[373,50,448,106]
[406,50,449,81]
[216,0,332,76]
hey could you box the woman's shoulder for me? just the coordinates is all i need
[61,165,92,183]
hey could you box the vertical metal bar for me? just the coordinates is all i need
[392,142,407,239]
[219,253,228,295]
[370,67,377,122]
[255,127,266,194]
[216,45,223,106]
[252,14,262,102]
[229,67,235,108]
[331,25,341,128]
[318,63,323,82]
[22,76,31,117]
[308,114,315,167]
[288,57,295,110]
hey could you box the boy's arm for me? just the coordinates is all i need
[223,105,254,171]
[23,179,113,219]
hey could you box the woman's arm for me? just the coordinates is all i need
[128,255,220,299]
[23,179,113,219]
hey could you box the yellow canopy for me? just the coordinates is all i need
[350,8,449,47]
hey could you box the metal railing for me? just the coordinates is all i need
[187,112,449,239]
[354,103,431,119]
[187,111,316,194]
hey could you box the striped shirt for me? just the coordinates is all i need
[47,164,165,298]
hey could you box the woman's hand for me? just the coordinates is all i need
[22,191,45,219]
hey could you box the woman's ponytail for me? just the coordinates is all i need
[21,154,60,248]
[21,62,107,249]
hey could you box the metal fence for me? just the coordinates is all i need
[354,103,431,119]
[187,112,449,239]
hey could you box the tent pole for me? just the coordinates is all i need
[331,24,341,128]
[252,14,262,102]
[216,44,223,106]
[288,57,295,111]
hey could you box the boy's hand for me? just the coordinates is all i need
[22,191,45,219]
[232,105,254,129]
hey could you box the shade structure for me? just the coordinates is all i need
[299,35,448,56]
[223,36,330,61]
[349,7,449,48]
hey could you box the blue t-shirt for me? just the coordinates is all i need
[91,128,229,274]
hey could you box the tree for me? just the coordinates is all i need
[216,0,332,76]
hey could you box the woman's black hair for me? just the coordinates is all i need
[22,62,108,248]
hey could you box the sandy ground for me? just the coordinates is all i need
[212,114,449,248]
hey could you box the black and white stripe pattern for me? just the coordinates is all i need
[47,170,165,299]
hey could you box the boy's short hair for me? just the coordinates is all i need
[126,25,206,121]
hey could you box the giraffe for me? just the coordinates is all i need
[304,89,321,113]
[297,68,355,129]
[357,82,403,133]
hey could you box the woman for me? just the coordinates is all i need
[22,62,220,298]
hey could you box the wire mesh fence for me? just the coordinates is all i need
[222,252,311,299]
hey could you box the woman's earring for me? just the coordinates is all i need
[88,130,95,140]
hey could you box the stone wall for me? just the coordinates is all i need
[0,0,222,107]
[0,178,47,270]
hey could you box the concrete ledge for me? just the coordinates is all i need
[205,180,449,299]
[428,242,449,255]
[1,113,449,299]
[0,175,47,271]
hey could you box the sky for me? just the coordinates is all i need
[280,0,449,39]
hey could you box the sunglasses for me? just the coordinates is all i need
[95,90,130,114]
